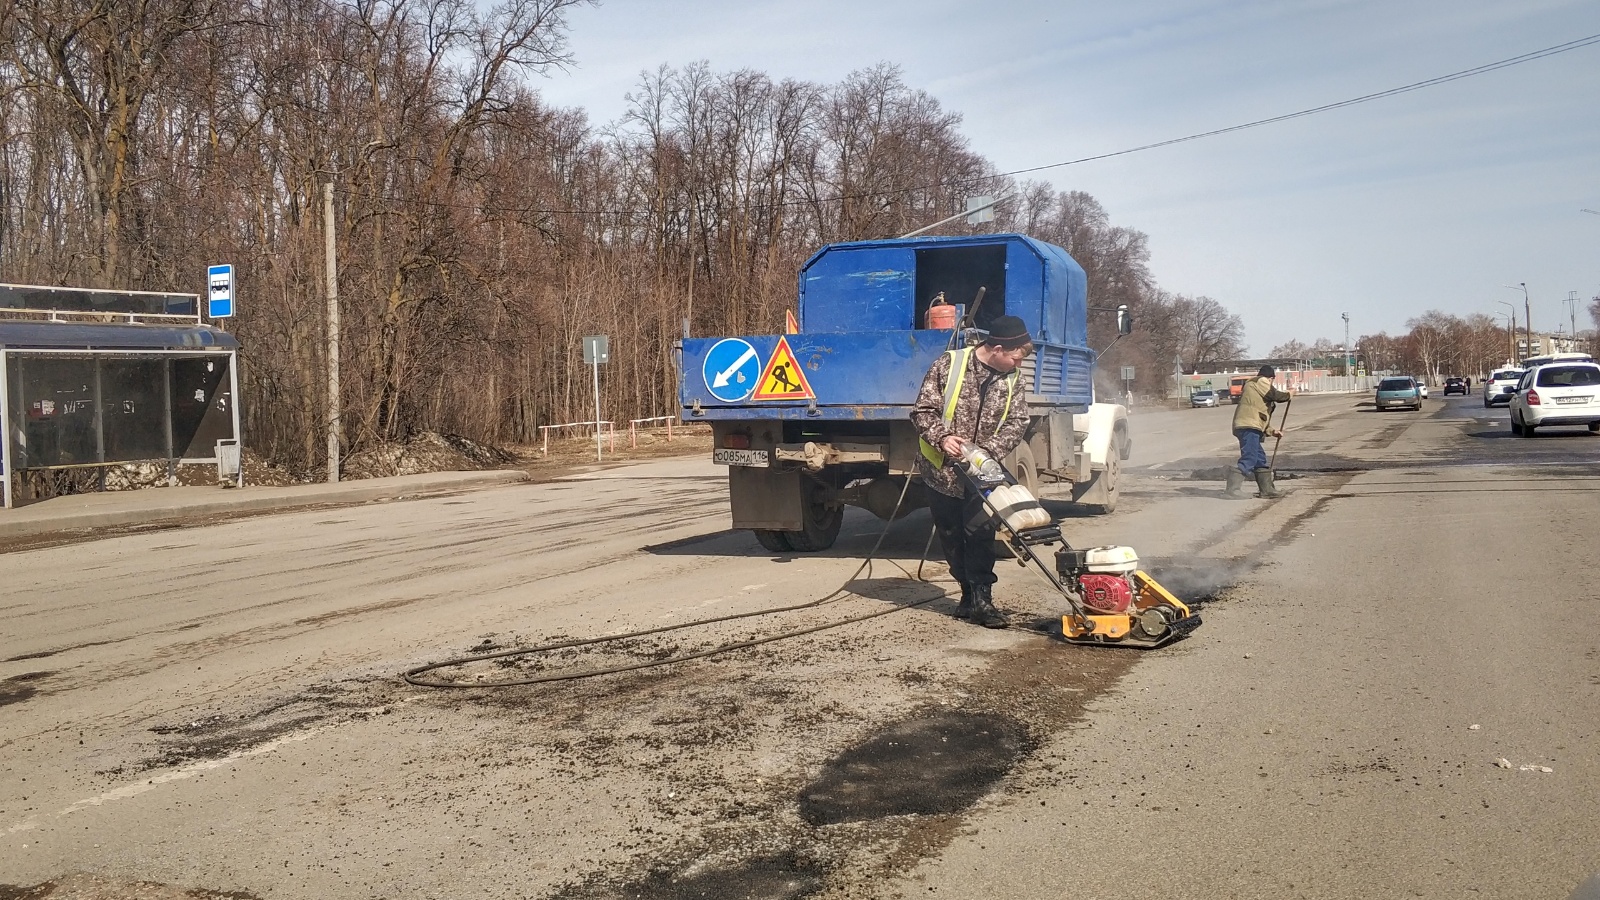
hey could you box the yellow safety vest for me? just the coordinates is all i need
[919,348,1018,467]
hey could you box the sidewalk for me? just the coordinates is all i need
[0,470,530,540]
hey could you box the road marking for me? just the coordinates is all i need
[4,700,419,837]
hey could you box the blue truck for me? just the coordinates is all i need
[677,233,1132,552]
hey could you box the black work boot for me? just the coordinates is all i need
[1223,467,1248,498]
[969,584,1008,629]
[954,583,975,620]
[1254,467,1284,499]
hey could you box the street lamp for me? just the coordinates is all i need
[1495,301,1517,364]
[1340,312,1355,378]
[1501,283,1530,360]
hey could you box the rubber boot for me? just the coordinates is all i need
[954,583,975,620]
[1254,467,1284,499]
[1223,467,1248,499]
[969,584,1008,629]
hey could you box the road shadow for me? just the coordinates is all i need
[642,509,937,559]
[1466,428,1598,440]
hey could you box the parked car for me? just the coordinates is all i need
[1443,377,1467,396]
[1483,368,1524,407]
[1508,361,1600,436]
[1413,378,1429,399]
[1190,389,1220,408]
[1375,377,1422,411]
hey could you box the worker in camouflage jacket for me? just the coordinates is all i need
[1227,364,1293,499]
[911,315,1033,628]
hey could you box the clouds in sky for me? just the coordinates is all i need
[535,0,1600,353]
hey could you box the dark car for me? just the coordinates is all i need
[1443,377,1467,396]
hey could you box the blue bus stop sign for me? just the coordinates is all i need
[702,338,761,403]
[207,264,234,319]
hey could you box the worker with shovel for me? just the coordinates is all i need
[1226,365,1292,499]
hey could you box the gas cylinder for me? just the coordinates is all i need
[925,292,958,330]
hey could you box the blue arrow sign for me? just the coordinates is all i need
[702,338,761,403]
[207,264,234,319]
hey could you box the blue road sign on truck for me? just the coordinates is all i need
[678,233,1130,552]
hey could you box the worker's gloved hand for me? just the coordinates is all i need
[1270,428,1284,438]
[941,435,968,458]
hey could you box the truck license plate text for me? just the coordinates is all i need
[713,448,769,467]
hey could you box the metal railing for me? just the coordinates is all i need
[540,420,616,456]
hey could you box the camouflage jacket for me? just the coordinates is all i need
[910,349,1031,498]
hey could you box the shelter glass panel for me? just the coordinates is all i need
[101,358,170,461]
[16,355,100,467]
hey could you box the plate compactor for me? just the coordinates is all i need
[960,449,1200,649]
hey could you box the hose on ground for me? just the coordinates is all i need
[403,473,943,688]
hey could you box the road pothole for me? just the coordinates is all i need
[798,710,1031,826]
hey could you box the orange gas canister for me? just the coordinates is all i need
[925,293,958,330]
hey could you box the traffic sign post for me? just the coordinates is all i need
[207,264,234,320]
[1120,365,1135,405]
[583,335,609,461]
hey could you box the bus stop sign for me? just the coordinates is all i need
[208,265,234,319]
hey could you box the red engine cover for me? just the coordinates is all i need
[1078,574,1133,613]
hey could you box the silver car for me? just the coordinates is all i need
[1190,390,1220,408]
[1483,369,1524,407]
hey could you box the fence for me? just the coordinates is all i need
[539,417,708,455]
[540,420,616,456]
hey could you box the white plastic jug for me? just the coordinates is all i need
[986,484,1051,531]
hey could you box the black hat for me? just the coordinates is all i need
[1258,365,1276,378]
[984,315,1033,349]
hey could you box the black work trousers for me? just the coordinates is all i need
[928,485,999,588]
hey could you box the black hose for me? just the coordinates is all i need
[403,473,934,688]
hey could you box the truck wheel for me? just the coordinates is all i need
[785,480,843,552]
[1007,443,1038,496]
[753,530,793,552]
[1082,445,1121,515]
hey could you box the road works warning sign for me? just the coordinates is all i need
[751,337,815,400]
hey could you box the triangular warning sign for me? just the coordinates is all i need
[752,337,815,401]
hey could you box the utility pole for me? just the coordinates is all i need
[323,180,341,484]
[1567,291,1579,347]
[1341,313,1351,378]
[1522,282,1531,359]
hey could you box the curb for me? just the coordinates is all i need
[0,470,530,540]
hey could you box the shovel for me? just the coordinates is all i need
[1270,395,1292,469]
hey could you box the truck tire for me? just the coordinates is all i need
[753,529,793,552]
[785,487,843,552]
[1082,442,1121,515]
[1007,443,1038,496]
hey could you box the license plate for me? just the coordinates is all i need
[1555,396,1592,405]
[712,448,769,467]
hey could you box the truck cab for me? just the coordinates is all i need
[678,233,1130,552]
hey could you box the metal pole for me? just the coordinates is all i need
[898,194,1013,239]
[323,180,341,483]
[1522,283,1531,360]
[228,350,243,487]
[593,358,602,462]
[0,349,11,509]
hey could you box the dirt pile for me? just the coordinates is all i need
[340,431,518,480]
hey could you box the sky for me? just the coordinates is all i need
[531,0,1600,356]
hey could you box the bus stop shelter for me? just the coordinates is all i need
[0,284,241,509]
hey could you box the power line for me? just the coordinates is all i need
[352,31,1600,219]
[1000,31,1600,179]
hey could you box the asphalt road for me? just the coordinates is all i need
[3,393,1598,900]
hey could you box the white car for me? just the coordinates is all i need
[1413,378,1429,399]
[1509,361,1600,436]
[1483,368,1524,408]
